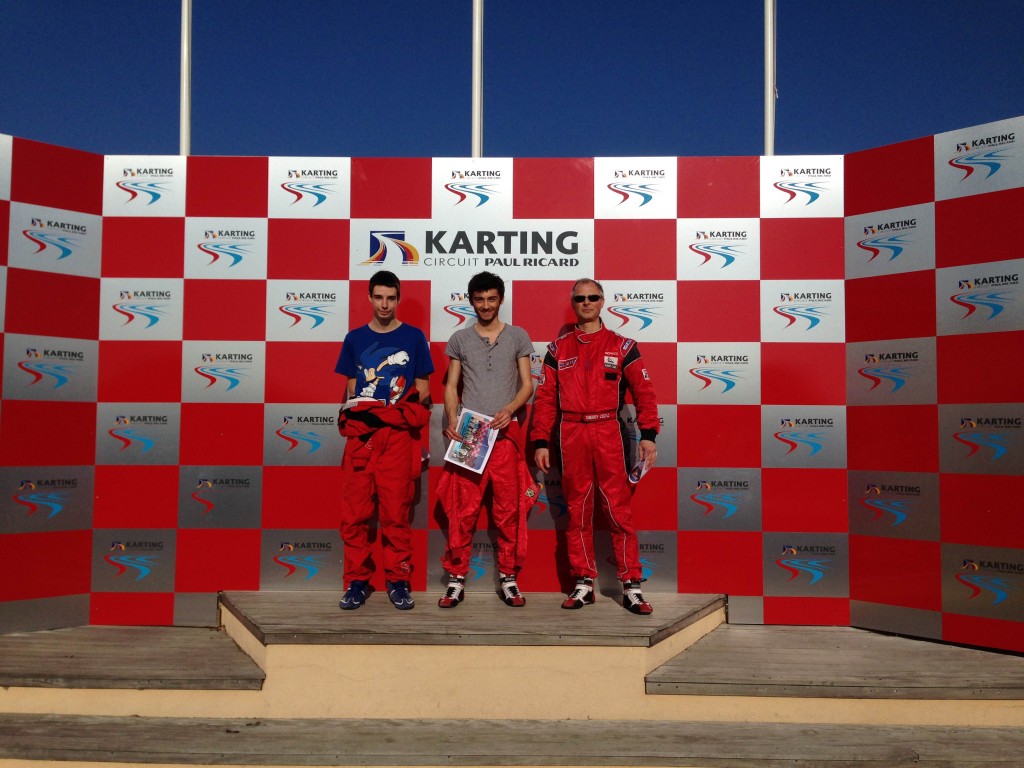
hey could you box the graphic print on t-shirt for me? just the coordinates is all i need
[356,341,413,404]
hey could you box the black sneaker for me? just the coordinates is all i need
[438,575,465,608]
[561,576,595,609]
[339,579,369,610]
[386,579,415,610]
[623,579,653,615]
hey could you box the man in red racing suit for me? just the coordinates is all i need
[530,278,659,615]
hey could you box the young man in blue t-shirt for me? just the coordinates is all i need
[335,270,433,610]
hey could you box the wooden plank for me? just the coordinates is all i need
[220,590,725,648]
[646,624,1024,700]
[0,626,265,690]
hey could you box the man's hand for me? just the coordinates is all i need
[638,439,657,470]
[535,447,551,472]
[490,406,513,431]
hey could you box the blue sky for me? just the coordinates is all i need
[2,0,1022,159]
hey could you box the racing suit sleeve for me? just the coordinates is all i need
[529,348,560,449]
[622,342,659,443]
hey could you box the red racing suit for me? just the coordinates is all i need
[529,322,659,582]
[337,394,430,583]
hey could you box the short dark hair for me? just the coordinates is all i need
[369,270,401,299]
[571,277,604,296]
[467,271,505,300]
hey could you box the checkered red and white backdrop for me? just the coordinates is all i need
[1,117,1021,651]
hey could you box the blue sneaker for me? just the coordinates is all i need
[339,580,369,610]
[386,580,415,610]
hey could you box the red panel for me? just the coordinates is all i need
[94,466,180,528]
[427,341,449,406]
[621,468,676,530]
[678,530,763,595]
[516,529,560,592]
[346,278,432,341]
[678,405,761,469]
[940,474,1024,548]
[512,158,594,220]
[267,219,349,280]
[0,401,96,466]
[89,592,175,626]
[185,156,268,218]
[760,218,844,280]
[350,158,431,219]
[847,405,938,472]
[175,528,261,592]
[101,218,185,278]
[849,535,942,611]
[619,341,675,408]
[677,280,761,342]
[761,342,845,405]
[509,279,578,341]
[844,136,934,217]
[265,341,343,404]
[594,219,676,280]
[179,403,265,466]
[763,597,850,625]
[5,268,99,340]
[845,271,936,343]
[762,469,848,532]
[936,187,1024,268]
[182,279,266,341]
[0,530,91,600]
[943,613,1024,653]
[677,156,759,218]
[262,466,345,529]
[0,199,9,265]
[10,138,103,214]
[98,341,182,402]
[938,331,1024,405]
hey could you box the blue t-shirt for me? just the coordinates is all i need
[335,323,433,404]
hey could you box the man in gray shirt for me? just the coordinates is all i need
[436,272,537,608]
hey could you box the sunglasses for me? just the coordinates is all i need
[572,294,603,303]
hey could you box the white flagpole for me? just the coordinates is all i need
[764,0,776,156]
[180,0,192,156]
[471,0,484,158]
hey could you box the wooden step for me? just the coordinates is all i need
[1,713,1023,766]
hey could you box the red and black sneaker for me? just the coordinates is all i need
[498,573,526,607]
[561,576,595,609]
[623,579,653,615]
[438,575,465,608]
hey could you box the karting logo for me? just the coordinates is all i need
[949,132,1015,181]
[689,230,747,268]
[18,347,82,389]
[956,559,1022,606]
[774,168,830,205]
[953,417,1019,461]
[445,170,501,207]
[860,483,918,527]
[857,352,918,393]
[194,352,253,390]
[689,480,748,519]
[469,542,498,581]
[117,168,174,205]
[191,476,251,516]
[529,352,545,384]
[105,541,162,581]
[443,292,476,326]
[773,292,831,330]
[689,354,748,394]
[22,218,85,260]
[607,170,664,207]
[274,542,331,580]
[108,415,165,453]
[363,230,420,266]
[192,479,215,515]
[198,229,255,267]
[275,416,329,454]
[773,418,833,456]
[278,291,335,328]
[113,289,172,328]
[950,274,1018,320]
[12,480,69,519]
[607,292,663,331]
[282,169,337,207]
[534,479,568,518]
[775,544,833,584]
